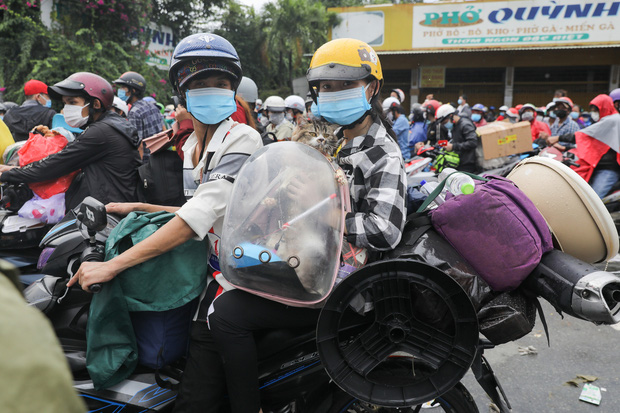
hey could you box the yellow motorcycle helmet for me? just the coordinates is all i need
[306,38,383,95]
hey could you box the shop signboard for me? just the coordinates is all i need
[330,1,620,52]
[146,24,176,70]
[412,0,620,51]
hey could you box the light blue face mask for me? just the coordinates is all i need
[117,89,129,102]
[185,87,237,125]
[457,99,463,105]
[310,101,319,116]
[570,112,579,120]
[444,121,454,130]
[316,85,371,126]
[471,113,481,122]
[549,111,557,119]
[44,98,52,108]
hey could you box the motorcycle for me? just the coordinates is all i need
[25,142,620,412]
[25,196,507,412]
[24,142,515,412]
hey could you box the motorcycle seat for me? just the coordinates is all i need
[255,326,316,359]
[255,310,371,360]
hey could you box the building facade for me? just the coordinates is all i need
[329,1,620,110]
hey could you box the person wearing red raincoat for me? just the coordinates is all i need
[520,103,551,141]
[574,94,620,197]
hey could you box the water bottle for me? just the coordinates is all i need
[438,167,476,195]
[420,180,445,206]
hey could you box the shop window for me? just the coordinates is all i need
[514,66,609,83]
[383,70,412,84]
[446,68,504,84]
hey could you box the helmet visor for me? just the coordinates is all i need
[307,63,372,84]
[176,58,239,90]
[48,80,87,101]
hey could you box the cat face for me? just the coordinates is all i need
[292,119,341,157]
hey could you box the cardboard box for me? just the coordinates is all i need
[476,121,532,160]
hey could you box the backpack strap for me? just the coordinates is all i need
[403,212,433,246]
[416,171,489,213]
[523,289,551,347]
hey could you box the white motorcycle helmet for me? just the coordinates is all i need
[436,104,457,122]
[285,95,305,113]
[382,96,399,114]
[263,96,286,113]
[237,76,258,104]
[112,96,129,117]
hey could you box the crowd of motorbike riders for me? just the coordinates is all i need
[1,30,620,412]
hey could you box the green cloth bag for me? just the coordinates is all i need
[86,211,208,389]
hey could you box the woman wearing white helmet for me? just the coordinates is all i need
[284,95,306,126]
[263,95,294,142]
[383,97,411,160]
[391,88,405,103]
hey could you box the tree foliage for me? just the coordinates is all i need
[215,0,337,99]
[0,0,221,104]
[0,0,361,105]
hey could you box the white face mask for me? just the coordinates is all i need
[285,112,294,122]
[259,116,269,127]
[590,111,600,122]
[269,112,285,126]
[64,103,90,128]
[521,111,534,122]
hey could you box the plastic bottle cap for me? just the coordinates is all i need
[420,180,427,186]
[461,183,475,195]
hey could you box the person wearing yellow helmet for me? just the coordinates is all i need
[303,38,406,251]
[200,38,407,413]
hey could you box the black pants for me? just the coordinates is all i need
[173,288,320,413]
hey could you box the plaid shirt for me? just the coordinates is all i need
[551,118,580,136]
[337,118,407,251]
[128,99,163,162]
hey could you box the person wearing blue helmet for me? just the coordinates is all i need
[67,33,263,409]
[470,103,487,127]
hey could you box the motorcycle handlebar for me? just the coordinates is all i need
[90,283,102,293]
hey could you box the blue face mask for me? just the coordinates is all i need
[44,98,52,108]
[549,111,557,119]
[117,89,129,102]
[316,85,371,126]
[185,87,237,125]
[310,101,319,116]
[444,121,454,130]
[471,113,481,122]
[457,99,463,105]
[570,112,579,120]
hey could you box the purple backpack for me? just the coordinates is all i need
[425,175,553,291]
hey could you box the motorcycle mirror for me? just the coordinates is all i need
[78,197,108,233]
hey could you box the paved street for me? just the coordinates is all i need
[461,277,620,412]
